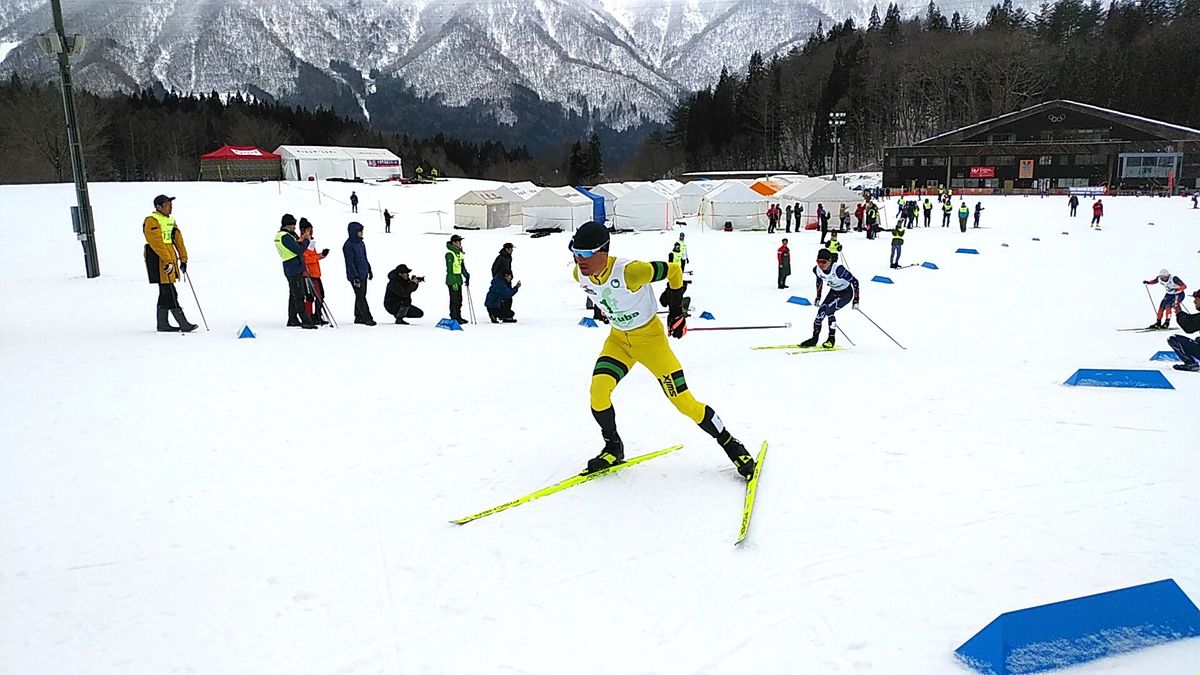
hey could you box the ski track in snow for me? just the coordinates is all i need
[1,180,1198,674]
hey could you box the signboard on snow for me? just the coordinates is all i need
[1019,159,1034,179]
[969,166,996,179]
[367,159,401,168]
[1069,186,1106,196]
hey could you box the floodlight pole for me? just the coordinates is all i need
[828,111,847,180]
[43,0,99,277]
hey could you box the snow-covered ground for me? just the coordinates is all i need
[1,180,1198,674]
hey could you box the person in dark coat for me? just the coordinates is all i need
[1068,194,1079,217]
[342,221,375,325]
[383,209,393,233]
[276,213,316,329]
[383,264,425,324]
[777,238,791,289]
[485,273,521,323]
[818,203,830,244]
[491,243,514,279]
[350,191,359,214]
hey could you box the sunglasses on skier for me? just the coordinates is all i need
[572,245,606,259]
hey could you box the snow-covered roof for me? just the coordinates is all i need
[274,145,401,161]
[455,190,509,205]
[915,99,1200,145]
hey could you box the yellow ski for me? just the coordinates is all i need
[735,441,769,545]
[451,444,684,525]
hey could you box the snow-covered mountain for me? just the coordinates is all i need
[0,0,1030,133]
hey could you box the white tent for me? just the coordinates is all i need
[610,183,681,231]
[275,145,403,181]
[653,179,684,193]
[521,187,592,230]
[454,190,511,230]
[590,183,630,215]
[674,181,717,216]
[777,179,862,229]
[699,182,770,230]
[494,182,541,226]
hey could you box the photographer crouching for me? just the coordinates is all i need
[384,264,425,325]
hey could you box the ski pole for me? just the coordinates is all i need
[183,272,210,331]
[835,324,855,346]
[307,277,338,328]
[1144,284,1157,316]
[855,308,905,350]
[689,323,792,332]
[465,283,477,324]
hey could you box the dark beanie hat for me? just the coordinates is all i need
[281,213,297,226]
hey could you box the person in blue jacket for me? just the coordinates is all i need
[342,221,375,325]
[485,273,521,323]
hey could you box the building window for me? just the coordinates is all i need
[1038,155,1054,165]
[1119,153,1180,178]
[985,155,1016,165]
[900,157,916,167]
[923,157,947,166]
[987,133,1016,143]
[1074,154,1105,166]
[952,156,978,166]
[888,156,897,167]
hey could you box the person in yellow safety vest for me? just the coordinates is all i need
[415,166,424,183]
[445,234,471,325]
[957,201,970,233]
[941,200,953,227]
[276,214,317,329]
[430,167,439,182]
[143,194,198,333]
[677,232,688,271]
[922,198,933,227]
[826,232,843,263]
[889,224,905,268]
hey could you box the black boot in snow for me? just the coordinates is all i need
[821,331,837,349]
[722,437,756,480]
[171,308,198,333]
[799,327,821,348]
[585,436,625,474]
[157,309,179,332]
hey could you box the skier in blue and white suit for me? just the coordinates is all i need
[799,248,860,349]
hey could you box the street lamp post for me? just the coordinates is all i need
[828,111,847,180]
[36,0,99,278]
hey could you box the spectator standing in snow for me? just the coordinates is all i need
[383,209,393,233]
[1091,199,1104,228]
[383,264,425,324]
[350,191,359,214]
[922,198,932,227]
[973,202,984,228]
[491,242,514,279]
[818,203,830,244]
[143,194,198,332]
[277,213,316,329]
[1068,194,1079,217]
[445,234,470,325]
[777,238,791,289]
[485,273,521,323]
[957,201,970,233]
[299,218,330,325]
[838,203,849,232]
[785,203,794,233]
[889,224,905,268]
[854,202,865,231]
[342,221,375,325]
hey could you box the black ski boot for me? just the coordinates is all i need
[1173,362,1199,372]
[171,308,199,332]
[156,309,179,332]
[1163,318,1171,329]
[722,437,756,480]
[821,331,837,349]
[1147,320,1164,330]
[798,326,821,349]
[585,436,624,474]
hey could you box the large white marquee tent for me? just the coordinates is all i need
[674,181,716,216]
[777,179,862,228]
[520,187,592,230]
[453,190,511,230]
[698,181,770,230]
[609,183,681,231]
[275,146,403,181]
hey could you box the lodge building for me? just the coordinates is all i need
[883,100,1200,193]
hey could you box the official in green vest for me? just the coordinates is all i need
[957,201,970,233]
[826,232,843,263]
[676,232,688,271]
[143,194,198,332]
[941,200,952,227]
[277,214,316,328]
[889,225,905,268]
[445,234,471,324]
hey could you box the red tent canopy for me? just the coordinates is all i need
[200,145,281,161]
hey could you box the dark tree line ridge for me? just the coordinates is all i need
[658,0,1200,177]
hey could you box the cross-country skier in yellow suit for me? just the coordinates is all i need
[570,221,756,479]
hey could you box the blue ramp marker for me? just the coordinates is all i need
[921,262,938,269]
[436,318,464,331]
[787,296,812,306]
[871,275,893,284]
[578,317,598,328]
[957,248,979,254]
[237,324,256,339]
[1150,350,1181,362]
[1063,368,1173,389]
[956,579,1200,675]
[699,311,715,320]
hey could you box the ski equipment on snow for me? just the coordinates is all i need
[735,441,768,545]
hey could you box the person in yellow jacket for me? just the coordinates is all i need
[570,221,756,479]
[143,195,197,332]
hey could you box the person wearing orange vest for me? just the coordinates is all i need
[299,218,331,325]
[143,194,197,332]
[277,214,317,329]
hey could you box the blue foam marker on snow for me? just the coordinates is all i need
[955,579,1200,675]
[578,317,598,328]
[956,248,980,254]
[436,318,463,331]
[1063,368,1174,389]
[1150,350,1182,362]
[871,275,893,284]
[787,296,812,306]
[237,324,256,339]
[921,262,938,269]
[699,311,715,320]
